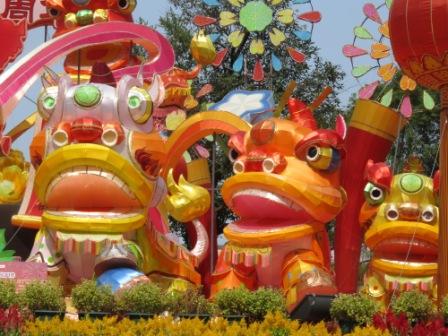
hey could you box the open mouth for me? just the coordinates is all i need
[45,165,142,217]
[373,238,438,263]
[229,188,312,231]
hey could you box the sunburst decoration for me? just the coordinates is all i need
[342,0,436,117]
[195,0,321,82]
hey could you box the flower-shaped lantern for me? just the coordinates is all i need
[194,0,321,81]
[343,1,436,117]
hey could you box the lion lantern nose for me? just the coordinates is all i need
[70,117,103,143]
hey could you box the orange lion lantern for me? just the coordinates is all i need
[210,97,347,315]
[360,157,439,305]
[44,0,137,75]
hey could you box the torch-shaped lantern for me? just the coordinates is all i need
[389,0,448,301]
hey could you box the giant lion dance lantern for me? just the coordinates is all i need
[360,157,439,305]
[15,63,214,289]
[209,96,347,314]
[0,18,249,290]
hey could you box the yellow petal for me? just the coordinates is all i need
[399,75,417,91]
[270,0,283,5]
[379,21,390,38]
[228,30,245,47]
[227,0,245,7]
[249,39,265,55]
[166,110,187,131]
[269,28,286,47]
[220,11,237,26]
[370,42,390,59]
[377,63,397,82]
[277,9,293,24]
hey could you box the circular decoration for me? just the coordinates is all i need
[37,88,58,120]
[400,174,423,194]
[127,87,153,124]
[74,85,101,108]
[342,1,435,117]
[364,182,385,205]
[239,1,273,32]
[195,0,321,81]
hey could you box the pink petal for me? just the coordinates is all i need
[343,44,368,58]
[358,81,379,100]
[287,47,305,63]
[253,60,264,82]
[297,11,322,23]
[196,84,214,98]
[195,144,210,159]
[0,136,11,156]
[213,48,228,67]
[335,115,347,139]
[363,3,382,24]
[400,95,413,118]
[193,15,217,27]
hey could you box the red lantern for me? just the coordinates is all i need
[390,0,448,91]
[389,0,448,301]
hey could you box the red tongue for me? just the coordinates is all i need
[46,174,140,211]
[231,218,302,231]
[232,194,310,221]
[375,239,438,262]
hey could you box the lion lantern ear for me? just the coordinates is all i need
[364,159,393,191]
[41,66,60,89]
[335,115,347,140]
[147,74,165,108]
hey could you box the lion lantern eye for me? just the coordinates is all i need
[364,182,385,206]
[127,87,153,124]
[421,206,437,224]
[117,0,136,13]
[228,148,239,163]
[304,145,341,172]
[37,88,58,121]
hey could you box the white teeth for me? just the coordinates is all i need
[89,169,102,176]
[233,189,303,212]
[46,210,142,219]
[46,166,135,199]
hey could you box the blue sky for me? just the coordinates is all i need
[8,0,365,153]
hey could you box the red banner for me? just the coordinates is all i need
[1,0,51,28]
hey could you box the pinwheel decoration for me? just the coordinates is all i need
[342,0,436,117]
[195,0,321,81]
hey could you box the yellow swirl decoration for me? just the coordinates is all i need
[0,150,29,204]
[164,169,210,222]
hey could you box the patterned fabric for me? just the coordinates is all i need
[223,243,272,267]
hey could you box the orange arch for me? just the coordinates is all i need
[162,111,250,178]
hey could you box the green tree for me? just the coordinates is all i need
[157,0,346,236]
